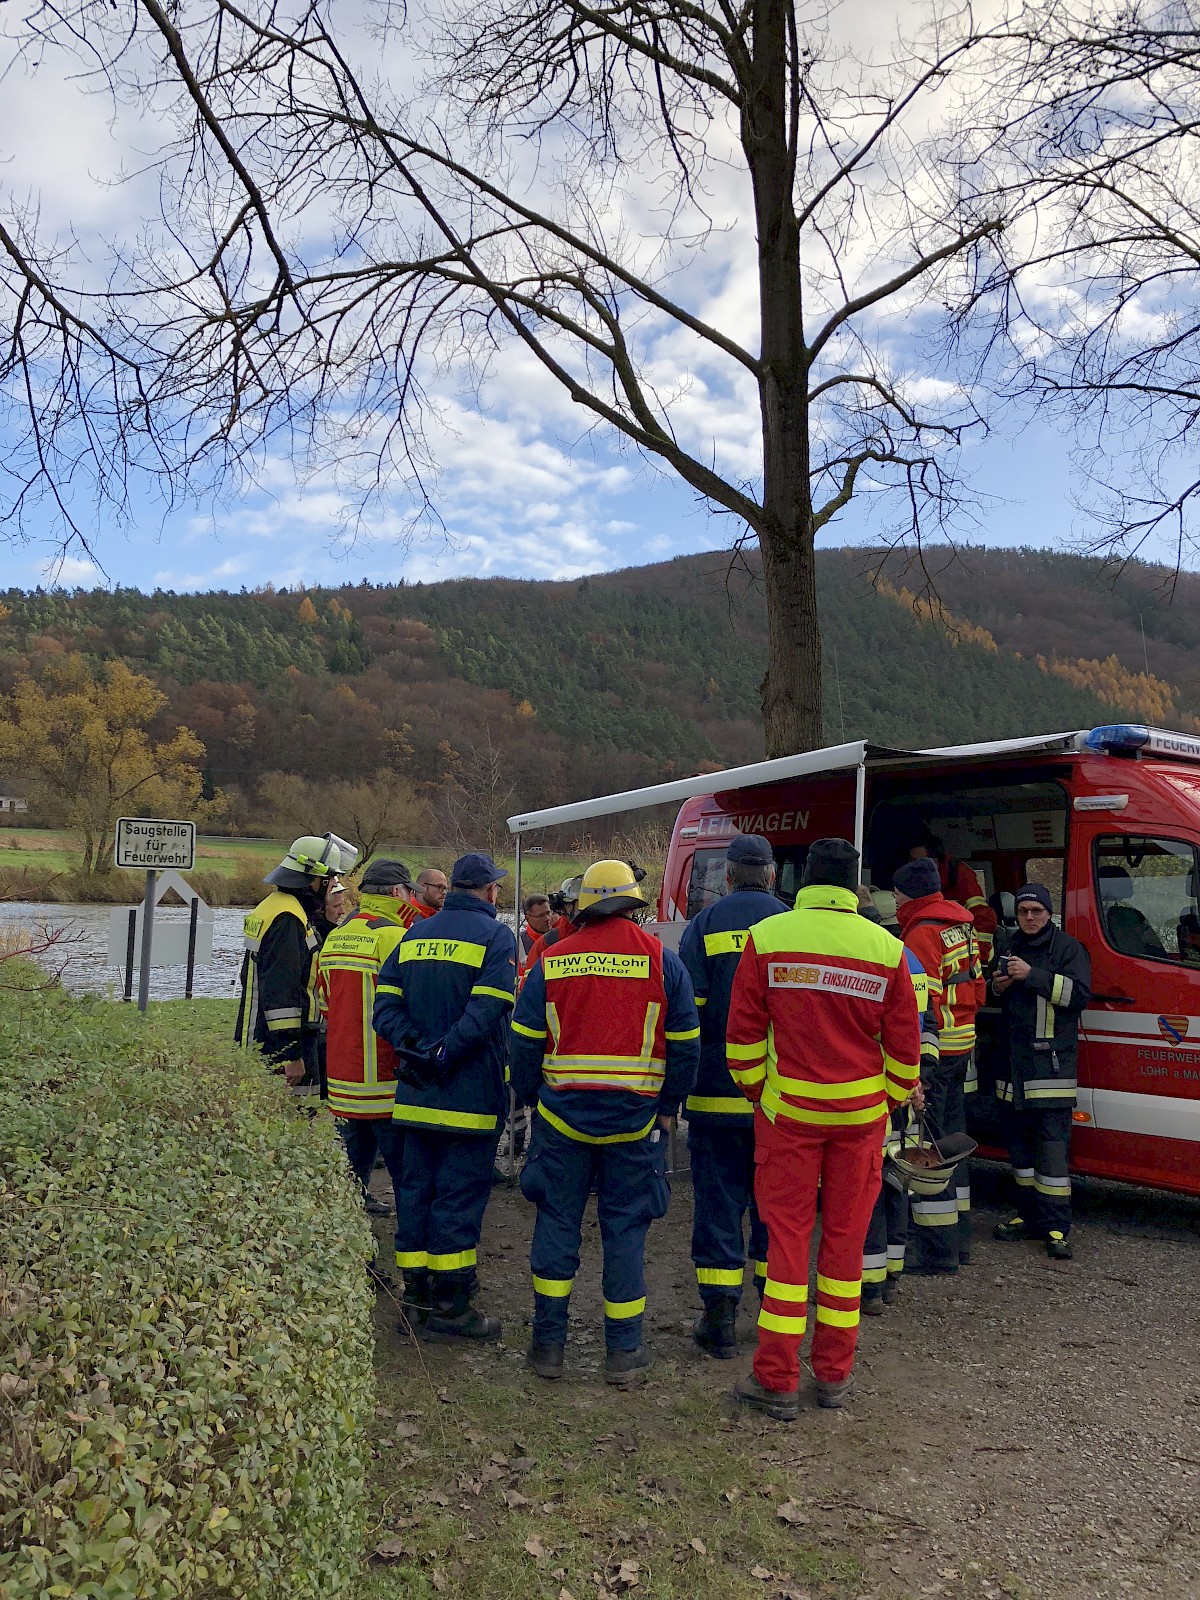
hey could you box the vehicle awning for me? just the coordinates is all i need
[505,730,1085,835]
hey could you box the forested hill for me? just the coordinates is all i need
[1,546,1194,824]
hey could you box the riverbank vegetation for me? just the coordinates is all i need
[0,981,375,1595]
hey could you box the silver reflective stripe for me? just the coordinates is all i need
[886,1244,906,1260]
[263,1006,302,1022]
[862,1251,887,1271]
[1023,1077,1076,1099]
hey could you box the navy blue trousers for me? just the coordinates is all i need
[394,1127,500,1299]
[687,1120,768,1307]
[909,1053,972,1268]
[521,1116,670,1353]
[338,1116,405,1204]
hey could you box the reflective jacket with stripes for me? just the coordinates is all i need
[677,887,789,1124]
[316,892,421,1119]
[235,891,320,1066]
[994,922,1091,1111]
[726,884,922,1130]
[372,892,517,1136]
[896,892,986,1059]
[509,914,700,1143]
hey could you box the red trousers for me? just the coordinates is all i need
[752,1107,883,1391]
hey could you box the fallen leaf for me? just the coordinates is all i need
[722,1487,743,1504]
[751,1566,774,1581]
[609,1558,641,1591]
[503,1488,531,1509]
[552,1569,568,1581]
[689,1538,707,1555]
[431,1570,448,1593]
[436,1388,452,1404]
[395,1422,421,1439]
[490,1452,510,1466]
[372,1539,409,1563]
[512,1455,537,1472]
[776,1498,808,1525]
[558,1591,576,1600]
[524,1537,548,1560]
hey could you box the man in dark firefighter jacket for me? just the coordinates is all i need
[510,859,700,1386]
[236,834,350,1088]
[991,883,1091,1260]
[678,834,787,1359]
[373,852,517,1340]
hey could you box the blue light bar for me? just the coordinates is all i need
[1083,724,1150,752]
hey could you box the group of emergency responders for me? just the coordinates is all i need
[236,826,1090,1417]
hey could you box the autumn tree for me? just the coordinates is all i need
[0,656,221,874]
[264,770,431,864]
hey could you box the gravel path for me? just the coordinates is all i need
[373,1158,1200,1599]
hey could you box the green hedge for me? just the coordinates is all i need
[0,985,375,1598]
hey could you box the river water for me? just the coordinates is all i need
[0,901,525,1002]
[0,901,247,1002]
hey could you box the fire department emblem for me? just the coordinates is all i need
[1157,1015,1189,1044]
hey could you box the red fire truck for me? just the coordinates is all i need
[509,725,1200,1197]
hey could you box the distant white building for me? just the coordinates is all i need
[0,780,29,815]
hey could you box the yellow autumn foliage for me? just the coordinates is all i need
[876,579,999,651]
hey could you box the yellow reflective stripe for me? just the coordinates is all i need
[761,1083,885,1127]
[1050,974,1065,1005]
[543,1068,664,1093]
[537,1103,657,1145]
[727,1040,768,1060]
[428,1248,477,1271]
[695,995,707,1007]
[665,1026,700,1041]
[862,1266,887,1284]
[604,1297,646,1319]
[395,1250,428,1269]
[377,983,404,998]
[685,1094,753,1115]
[764,1279,808,1302]
[882,1053,919,1085]
[697,1267,743,1287]
[703,928,751,957]
[753,1260,768,1279]
[816,1304,860,1328]
[817,1274,860,1298]
[399,938,486,968]
[533,1276,573,1297]
[392,1104,498,1132]
[265,1016,300,1032]
[512,1019,547,1039]
[729,1063,767,1087]
[758,1309,807,1335]
[329,1087,395,1114]
[471,984,515,1003]
[772,1072,884,1100]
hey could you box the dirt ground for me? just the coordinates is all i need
[366,1156,1200,1600]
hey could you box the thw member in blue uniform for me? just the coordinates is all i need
[373,852,517,1341]
[510,860,700,1385]
[677,834,788,1359]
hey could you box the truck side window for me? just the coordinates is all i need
[686,848,728,919]
[1093,836,1200,965]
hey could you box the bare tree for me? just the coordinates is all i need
[437,730,517,858]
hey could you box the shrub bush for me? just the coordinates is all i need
[0,986,375,1597]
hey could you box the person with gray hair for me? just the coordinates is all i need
[678,834,788,1360]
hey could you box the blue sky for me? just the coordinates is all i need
[1,3,1190,596]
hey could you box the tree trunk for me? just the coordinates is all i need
[745,0,823,758]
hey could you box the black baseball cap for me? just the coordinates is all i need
[360,858,413,890]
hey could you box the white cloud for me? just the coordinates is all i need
[42,553,104,587]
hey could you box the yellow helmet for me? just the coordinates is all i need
[575,859,650,920]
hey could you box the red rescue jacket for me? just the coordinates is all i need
[940,857,997,963]
[726,884,921,1131]
[896,892,986,1058]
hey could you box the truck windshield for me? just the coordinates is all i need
[686,849,728,917]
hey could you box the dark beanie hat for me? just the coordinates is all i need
[1015,882,1053,914]
[893,857,941,900]
[801,837,859,892]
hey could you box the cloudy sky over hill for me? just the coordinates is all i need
[0,1,1190,592]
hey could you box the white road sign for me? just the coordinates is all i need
[114,818,196,871]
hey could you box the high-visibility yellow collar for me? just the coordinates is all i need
[357,892,411,925]
[795,884,859,914]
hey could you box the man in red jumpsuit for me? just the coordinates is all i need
[726,838,921,1419]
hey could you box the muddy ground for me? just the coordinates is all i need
[368,1157,1200,1600]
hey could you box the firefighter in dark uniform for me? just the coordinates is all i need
[510,860,700,1385]
[677,834,787,1358]
[992,883,1091,1260]
[236,834,352,1088]
[373,852,517,1338]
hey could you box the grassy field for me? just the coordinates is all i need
[0,828,600,906]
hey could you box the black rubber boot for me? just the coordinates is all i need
[881,1277,900,1306]
[526,1342,565,1380]
[604,1347,653,1385]
[860,1290,885,1317]
[1045,1230,1073,1261]
[815,1375,855,1410]
[692,1298,739,1359]
[422,1281,502,1343]
[398,1268,430,1334]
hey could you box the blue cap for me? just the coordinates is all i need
[451,851,508,888]
[727,833,774,866]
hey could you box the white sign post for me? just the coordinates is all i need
[113,821,198,1013]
